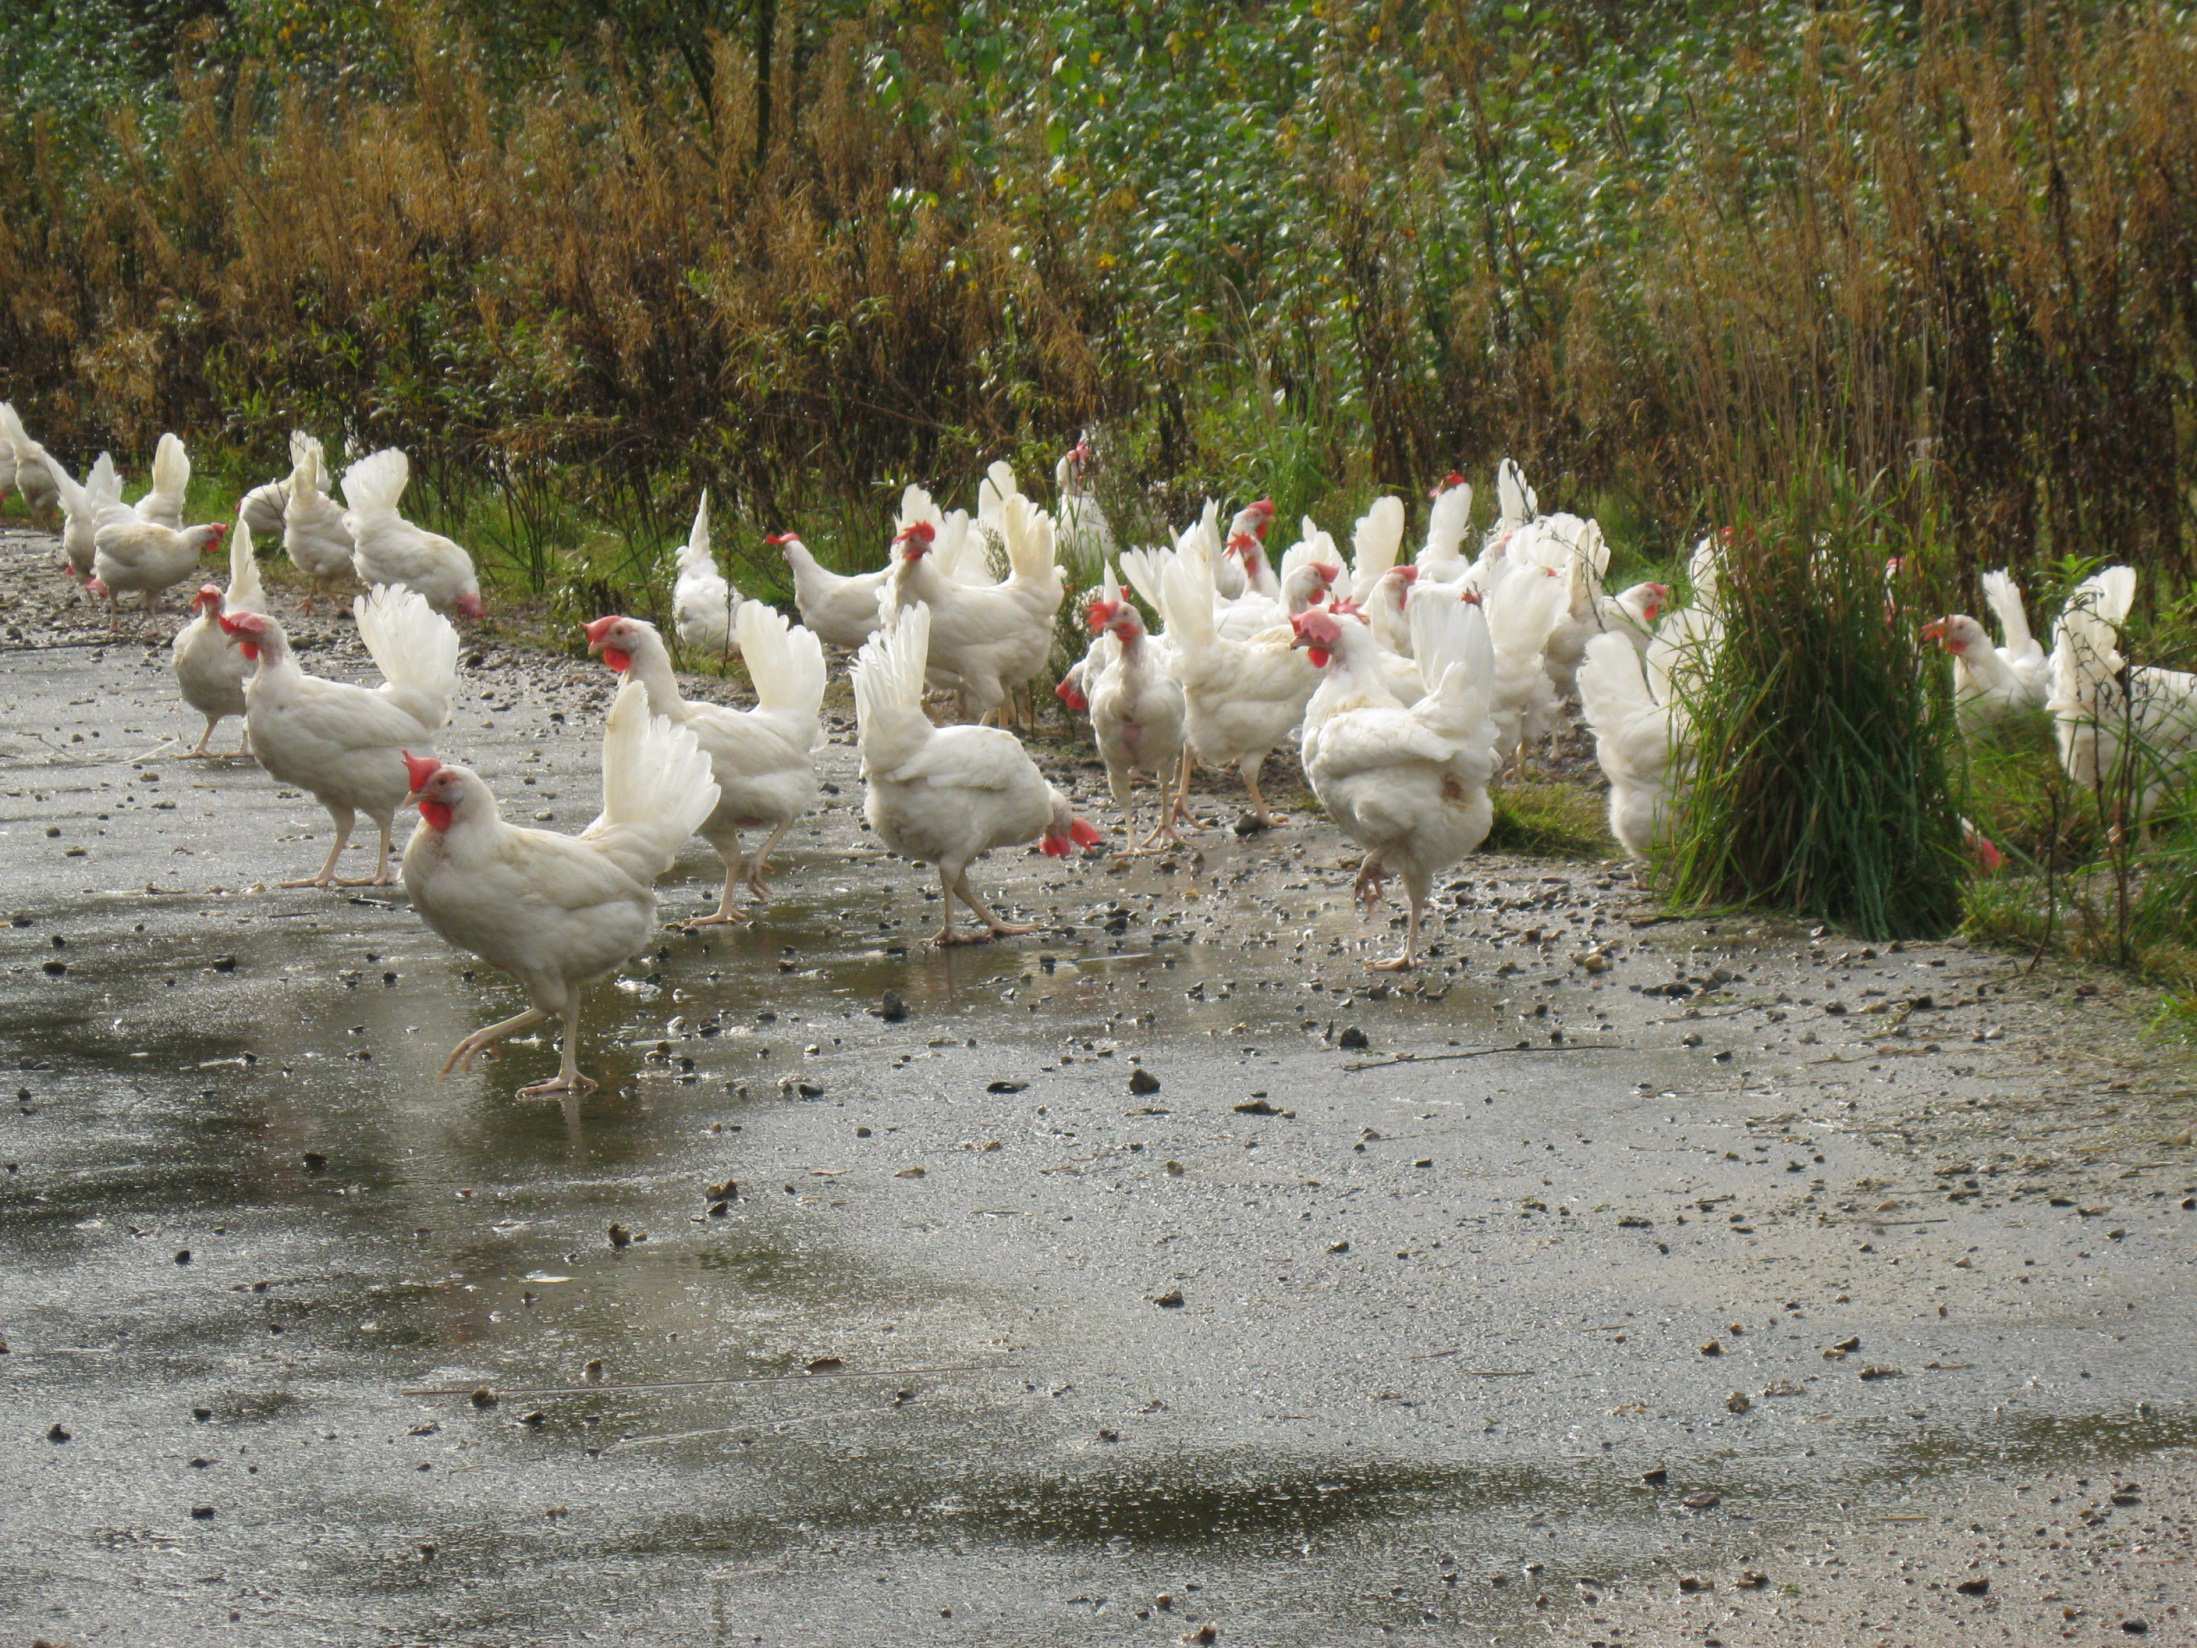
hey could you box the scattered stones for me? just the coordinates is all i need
[1153,1287,1185,1309]
[1128,1068,1160,1096]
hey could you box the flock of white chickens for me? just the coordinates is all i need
[4,399,2192,1094]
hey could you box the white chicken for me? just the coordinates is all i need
[400,676,720,1096]
[341,448,484,620]
[775,528,890,650]
[219,585,459,887]
[1414,472,1477,584]
[130,432,190,530]
[282,437,357,610]
[1923,569,2051,736]
[1292,595,1498,970]
[583,603,824,926]
[1083,561,1190,852]
[88,517,228,622]
[1151,522,1320,828]
[880,492,1064,723]
[1208,497,1277,601]
[1054,434,1115,566]
[853,602,1101,945]
[1468,559,1570,764]
[2048,566,2197,834]
[0,403,56,522]
[171,516,266,758]
[670,492,742,659]
[238,430,326,539]
[43,450,131,585]
[1576,607,1723,860]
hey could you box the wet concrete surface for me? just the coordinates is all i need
[5,528,2195,1644]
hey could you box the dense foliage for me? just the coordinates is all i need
[5,1,2195,606]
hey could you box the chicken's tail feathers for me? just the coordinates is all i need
[340,447,411,518]
[2052,568,2135,713]
[87,452,121,504]
[1158,540,1217,657]
[149,432,189,503]
[41,448,83,515]
[1119,546,1172,625]
[227,517,265,613]
[355,584,459,718]
[1976,569,2032,657]
[852,601,933,741]
[1496,457,1537,527]
[1424,480,1473,565]
[677,491,716,575]
[1347,495,1405,599]
[1000,495,1058,586]
[1278,522,1336,586]
[287,429,328,491]
[1409,581,1493,703]
[737,599,827,720]
[588,676,720,883]
[976,459,1022,524]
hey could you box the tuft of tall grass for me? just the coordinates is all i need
[1665,466,1968,941]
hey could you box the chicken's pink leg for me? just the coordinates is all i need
[281,809,356,889]
[441,1007,548,1078]
[518,1000,597,1097]
[953,871,1034,941]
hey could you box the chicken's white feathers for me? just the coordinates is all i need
[1423,482,1474,568]
[579,676,722,887]
[998,494,1058,586]
[135,433,190,529]
[226,517,265,614]
[678,491,714,573]
[1346,496,1406,601]
[341,447,412,520]
[1495,458,1536,529]
[353,585,458,730]
[736,599,827,723]
[852,602,936,777]
[1980,570,2036,660]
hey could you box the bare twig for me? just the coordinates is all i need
[1344,1043,1612,1073]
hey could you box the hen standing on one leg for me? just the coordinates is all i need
[401,677,721,1097]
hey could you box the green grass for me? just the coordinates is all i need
[1487,779,1613,859]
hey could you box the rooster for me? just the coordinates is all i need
[2048,566,2197,835]
[1922,569,2050,736]
[220,586,460,887]
[776,529,889,650]
[881,492,1064,723]
[281,437,356,611]
[171,517,266,758]
[88,518,228,624]
[671,492,742,659]
[239,430,327,540]
[853,603,1100,945]
[583,604,824,926]
[341,448,484,620]
[1292,596,1498,971]
[400,677,720,1096]
[1083,561,1189,851]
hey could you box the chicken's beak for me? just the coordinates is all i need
[582,615,621,655]
[1920,618,1948,648]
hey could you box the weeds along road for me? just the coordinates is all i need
[4,528,2194,1645]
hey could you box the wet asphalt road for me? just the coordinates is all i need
[4,529,2195,1645]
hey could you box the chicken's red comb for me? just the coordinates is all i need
[1055,677,1089,713]
[763,531,796,546]
[1291,608,1343,645]
[1394,564,1420,583]
[1084,597,1120,634]
[583,615,623,646]
[895,520,936,544]
[217,611,266,636]
[401,751,441,794]
[1314,562,1341,583]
